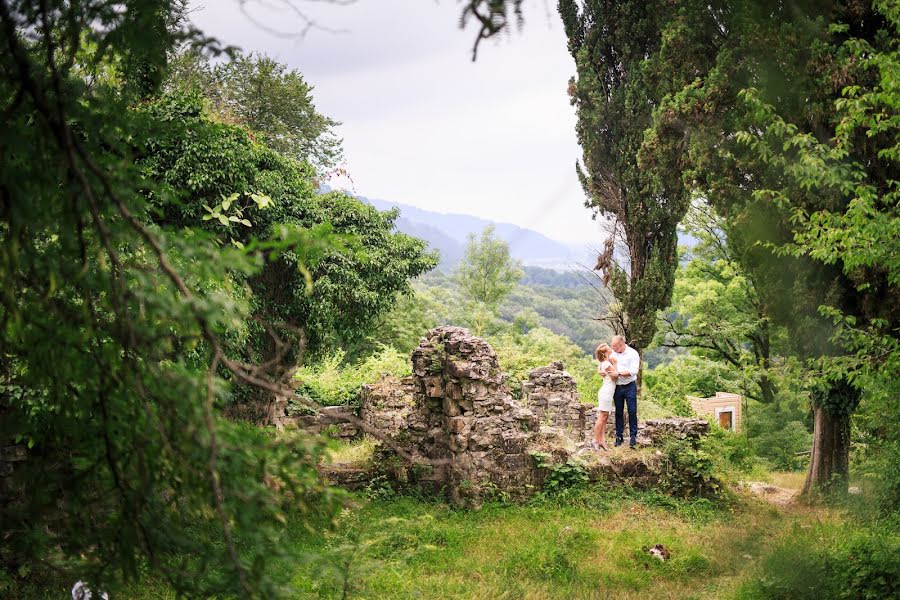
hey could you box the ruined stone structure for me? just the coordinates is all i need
[397,326,541,507]
[358,375,417,439]
[315,327,714,506]
[279,405,359,440]
[521,361,585,433]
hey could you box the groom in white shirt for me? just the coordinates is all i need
[609,335,640,448]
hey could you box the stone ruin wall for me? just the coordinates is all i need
[315,326,710,506]
[520,361,585,434]
[399,326,541,507]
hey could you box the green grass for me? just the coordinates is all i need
[275,487,798,600]
[15,482,869,600]
[109,484,837,600]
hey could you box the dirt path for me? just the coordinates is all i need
[742,481,799,506]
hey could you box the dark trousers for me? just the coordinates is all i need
[614,381,638,445]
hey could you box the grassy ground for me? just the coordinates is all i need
[17,474,866,600]
[121,482,838,600]
[273,487,831,600]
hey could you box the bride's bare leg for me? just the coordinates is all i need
[594,410,609,450]
[594,410,610,449]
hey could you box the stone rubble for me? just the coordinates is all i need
[1,328,719,513]
[306,327,714,506]
[521,360,585,434]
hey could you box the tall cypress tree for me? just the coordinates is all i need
[558,0,692,358]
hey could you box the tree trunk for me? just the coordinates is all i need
[801,404,851,498]
[635,348,643,393]
[758,372,778,409]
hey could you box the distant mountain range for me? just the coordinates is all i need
[356,194,593,271]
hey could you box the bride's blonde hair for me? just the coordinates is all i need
[595,344,610,361]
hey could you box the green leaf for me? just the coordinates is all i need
[251,192,273,209]
[217,214,229,226]
[221,192,239,211]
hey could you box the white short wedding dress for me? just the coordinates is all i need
[597,360,615,412]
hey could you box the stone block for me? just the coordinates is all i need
[443,397,461,417]
[448,416,473,435]
[424,376,444,398]
[500,453,529,470]
[501,433,527,454]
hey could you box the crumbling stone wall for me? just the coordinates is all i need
[521,361,585,433]
[582,410,709,446]
[359,375,417,439]
[277,405,359,440]
[325,327,714,505]
[381,326,541,507]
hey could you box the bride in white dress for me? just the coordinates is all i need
[590,344,617,451]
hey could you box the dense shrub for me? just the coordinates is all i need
[487,326,600,402]
[736,526,900,600]
[294,345,410,408]
[644,355,743,416]
[661,436,724,499]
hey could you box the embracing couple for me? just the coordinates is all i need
[589,335,640,451]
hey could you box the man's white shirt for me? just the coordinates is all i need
[611,345,640,386]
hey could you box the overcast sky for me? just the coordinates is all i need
[190,0,606,243]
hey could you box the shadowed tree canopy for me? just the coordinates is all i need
[137,89,438,420]
[657,203,784,407]
[0,0,435,594]
[638,0,898,496]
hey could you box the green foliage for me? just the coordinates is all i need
[139,90,438,368]
[499,275,613,354]
[752,421,813,472]
[0,3,432,595]
[353,291,441,358]
[166,50,343,173]
[486,326,600,402]
[736,524,900,600]
[661,437,724,500]
[644,355,744,416]
[643,0,898,492]
[847,320,900,516]
[376,267,611,356]
[294,345,411,408]
[700,427,757,476]
[529,452,589,496]
[657,204,788,406]
[454,225,523,313]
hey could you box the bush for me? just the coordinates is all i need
[294,345,410,407]
[737,526,900,600]
[750,420,812,471]
[644,355,743,416]
[700,426,764,476]
[487,326,600,403]
[530,452,589,496]
[661,436,725,499]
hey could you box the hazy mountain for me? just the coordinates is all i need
[324,189,694,271]
[356,194,585,270]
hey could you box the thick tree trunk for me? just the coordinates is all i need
[801,405,851,498]
[758,372,778,409]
